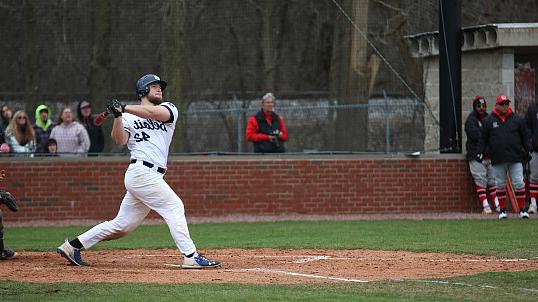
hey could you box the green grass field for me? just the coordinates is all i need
[2,219,538,301]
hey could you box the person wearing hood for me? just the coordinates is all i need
[479,95,531,219]
[50,107,90,156]
[76,101,104,154]
[33,104,56,154]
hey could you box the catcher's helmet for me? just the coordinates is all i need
[136,74,167,99]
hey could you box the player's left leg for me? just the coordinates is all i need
[469,160,491,213]
[508,162,529,218]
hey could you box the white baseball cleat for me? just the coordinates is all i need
[57,239,88,266]
[182,253,221,269]
[528,203,537,214]
[519,210,530,219]
[498,209,508,220]
[482,206,492,214]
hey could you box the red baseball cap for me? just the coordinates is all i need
[496,95,511,104]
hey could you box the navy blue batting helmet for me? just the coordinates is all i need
[135,74,167,99]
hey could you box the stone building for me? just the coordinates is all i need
[405,23,538,152]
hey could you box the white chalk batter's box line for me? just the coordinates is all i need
[127,254,538,263]
[228,268,538,292]
[127,254,338,263]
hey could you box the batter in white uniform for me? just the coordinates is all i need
[57,74,220,269]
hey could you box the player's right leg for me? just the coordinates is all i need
[57,191,150,266]
[492,163,509,219]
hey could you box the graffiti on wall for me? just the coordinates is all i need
[515,64,535,117]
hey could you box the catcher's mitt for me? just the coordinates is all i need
[0,190,18,212]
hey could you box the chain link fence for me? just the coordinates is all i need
[1,1,535,155]
[180,94,424,154]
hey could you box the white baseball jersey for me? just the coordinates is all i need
[121,102,178,168]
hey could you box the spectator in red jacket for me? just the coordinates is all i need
[246,92,288,153]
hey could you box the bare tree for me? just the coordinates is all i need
[88,0,112,107]
[162,0,186,152]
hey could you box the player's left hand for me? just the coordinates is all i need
[106,99,125,118]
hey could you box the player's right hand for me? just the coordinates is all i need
[475,153,483,163]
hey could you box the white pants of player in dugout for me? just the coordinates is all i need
[492,162,525,190]
[468,159,496,188]
[77,162,197,256]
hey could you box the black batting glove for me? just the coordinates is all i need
[475,153,483,163]
[106,99,125,118]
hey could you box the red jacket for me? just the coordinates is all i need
[246,111,288,142]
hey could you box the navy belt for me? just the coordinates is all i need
[130,159,166,174]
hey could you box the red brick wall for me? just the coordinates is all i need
[0,155,477,223]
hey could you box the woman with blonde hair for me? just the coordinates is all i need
[4,110,35,155]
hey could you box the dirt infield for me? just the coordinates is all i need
[2,248,538,284]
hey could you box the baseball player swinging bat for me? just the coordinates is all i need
[506,175,520,213]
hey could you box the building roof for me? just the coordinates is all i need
[404,23,538,58]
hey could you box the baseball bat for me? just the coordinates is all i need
[506,175,520,213]
[93,111,109,126]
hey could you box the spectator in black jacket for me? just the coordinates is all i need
[525,101,538,214]
[77,101,105,155]
[464,96,499,214]
[480,95,531,219]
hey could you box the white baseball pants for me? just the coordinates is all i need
[78,162,197,255]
